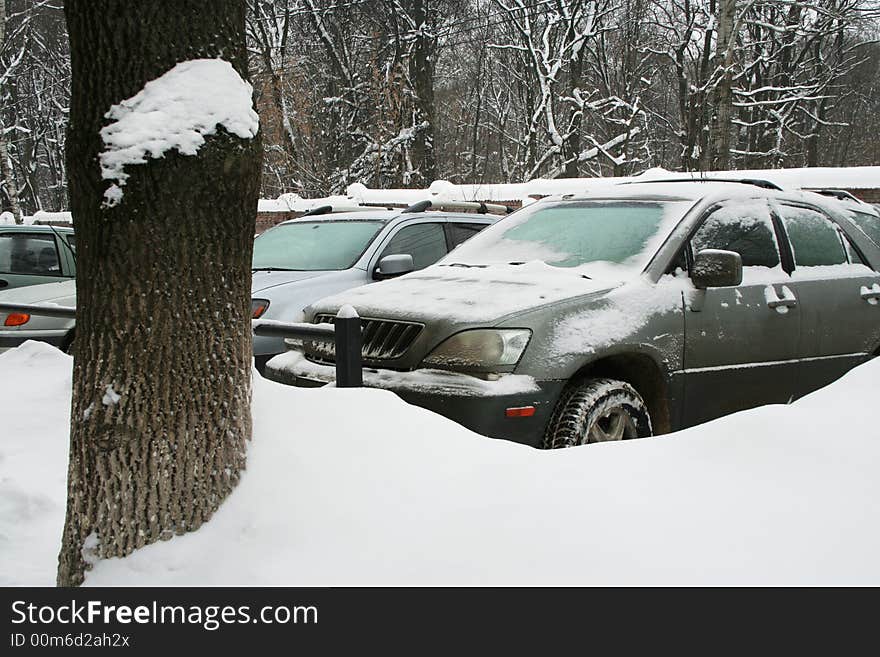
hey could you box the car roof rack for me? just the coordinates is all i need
[621,177,783,191]
[805,188,863,203]
[402,199,513,216]
[299,204,387,217]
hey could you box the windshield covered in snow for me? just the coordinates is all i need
[253,220,384,271]
[443,199,693,277]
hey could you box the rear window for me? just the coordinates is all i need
[0,233,61,276]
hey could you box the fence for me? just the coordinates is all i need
[1,302,365,388]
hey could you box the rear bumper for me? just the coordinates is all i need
[0,330,67,353]
[265,350,564,448]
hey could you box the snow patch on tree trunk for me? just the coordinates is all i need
[99,58,259,207]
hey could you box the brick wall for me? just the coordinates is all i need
[846,188,880,204]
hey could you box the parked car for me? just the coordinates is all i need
[0,202,500,359]
[0,278,76,353]
[251,202,500,370]
[265,180,880,448]
[0,225,75,291]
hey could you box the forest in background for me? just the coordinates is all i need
[2,0,880,215]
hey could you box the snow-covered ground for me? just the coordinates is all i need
[1,340,878,586]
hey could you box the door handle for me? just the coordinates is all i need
[0,279,7,289]
[861,284,880,305]
[765,285,798,310]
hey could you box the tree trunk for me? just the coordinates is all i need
[709,0,736,171]
[58,0,261,587]
[405,0,436,186]
[0,0,23,223]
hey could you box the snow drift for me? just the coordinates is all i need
[1,340,878,586]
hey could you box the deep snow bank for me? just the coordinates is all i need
[1,341,878,585]
[0,342,72,586]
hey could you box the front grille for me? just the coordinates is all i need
[304,314,424,363]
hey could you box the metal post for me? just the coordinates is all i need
[334,305,363,388]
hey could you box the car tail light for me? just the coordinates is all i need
[251,299,270,319]
[4,312,30,327]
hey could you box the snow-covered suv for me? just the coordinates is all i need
[265,181,880,448]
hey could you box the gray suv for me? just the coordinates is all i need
[266,181,880,448]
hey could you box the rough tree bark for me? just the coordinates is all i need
[709,0,737,171]
[58,0,261,586]
[0,0,23,223]
[405,0,437,186]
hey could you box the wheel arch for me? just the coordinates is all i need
[568,348,672,434]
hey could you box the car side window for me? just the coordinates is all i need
[776,205,847,267]
[847,210,880,248]
[447,222,488,249]
[0,233,62,276]
[379,223,447,270]
[690,202,781,270]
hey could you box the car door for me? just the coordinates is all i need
[372,221,449,275]
[683,199,801,426]
[771,202,880,398]
[0,231,66,291]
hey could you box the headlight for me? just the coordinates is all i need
[252,298,270,319]
[422,329,531,369]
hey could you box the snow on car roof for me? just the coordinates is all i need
[537,180,787,204]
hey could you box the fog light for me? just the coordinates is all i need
[505,406,535,418]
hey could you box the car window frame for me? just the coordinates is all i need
[368,217,450,274]
[0,229,66,278]
[444,219,492,251]
[771,201,854,271]
[682,198,793,280]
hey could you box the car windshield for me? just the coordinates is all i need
[444,199,693,277]
[252,220,385,271]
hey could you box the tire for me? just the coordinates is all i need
[61,329,76,355]
[542,377,652,449]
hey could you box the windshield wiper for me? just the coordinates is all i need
[252,267,296,272]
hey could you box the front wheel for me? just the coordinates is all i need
[542,377,652,449]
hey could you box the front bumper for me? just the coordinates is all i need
[265,350,564,448]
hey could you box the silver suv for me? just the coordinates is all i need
[251,203,499,369]
[265,181,880,448]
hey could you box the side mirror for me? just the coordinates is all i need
[374,254,415,280]
[692,249,743,289]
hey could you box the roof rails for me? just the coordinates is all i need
[299,204,386,217]
[621,177,783,191]
[402,199,513,216]
[806,188,864,203]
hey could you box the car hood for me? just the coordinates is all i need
[251,269,342,294]
[0,279,77,305]
[310,261,620,323]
